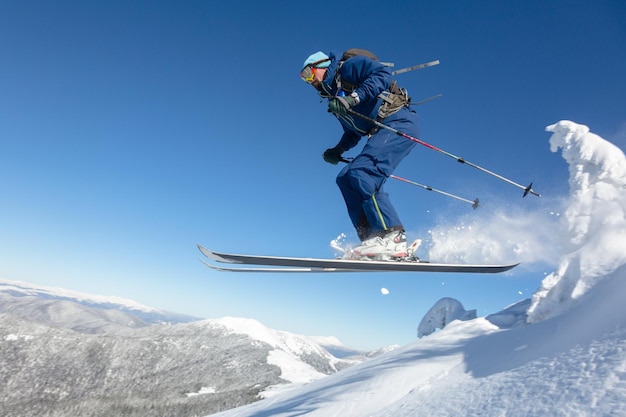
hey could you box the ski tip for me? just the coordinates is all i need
[197,244,223,262]
[197,244,245,264]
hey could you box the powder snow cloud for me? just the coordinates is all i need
[426,120,626,324]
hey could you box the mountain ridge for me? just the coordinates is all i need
[0,278,371,417]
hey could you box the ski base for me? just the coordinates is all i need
[198,244,519,274]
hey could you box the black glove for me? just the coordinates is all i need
[322,145,344,165]
[328,95,357,117]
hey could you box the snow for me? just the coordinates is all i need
[212,317,281,347]
[266,349,324,384]
[417,297,477,337]
[528,120,626,322]
[308,335,345,348]
[209,317,334,388]
[208,121,626,417]
[0,278,197,325]
[427,207,563,265]
[0,279,159,313]
[5,334,34,342]
[185,386,217,397]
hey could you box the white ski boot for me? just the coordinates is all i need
[406,238,422,262]
[344,229,409,261]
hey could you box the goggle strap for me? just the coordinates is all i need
[309,58,330,68]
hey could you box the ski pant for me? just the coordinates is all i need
[336,110,418,241]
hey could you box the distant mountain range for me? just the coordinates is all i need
[0,279,199,325]
[0,279,382,417]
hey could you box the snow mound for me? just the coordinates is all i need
[527,120,626,322]
[417,297,477,338]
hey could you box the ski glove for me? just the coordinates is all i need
[328,95,358,117]
[323,145,344,165]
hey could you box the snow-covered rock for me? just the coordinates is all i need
[417,297,477,338]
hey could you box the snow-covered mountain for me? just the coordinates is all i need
[0,281,364,417]
[207,120,626,417]
[308,335,397,359]
[0,279,198,325]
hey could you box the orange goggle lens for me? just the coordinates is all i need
[300,58,330,83]
[300,65,316,83]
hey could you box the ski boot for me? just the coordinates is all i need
[343,230,408,261]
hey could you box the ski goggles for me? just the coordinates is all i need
[300,58,330,83]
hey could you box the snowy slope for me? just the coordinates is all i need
[208,120,626,417]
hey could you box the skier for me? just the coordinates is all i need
[300,50,420,260]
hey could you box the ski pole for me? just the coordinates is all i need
[392,60,442,106]
[346,109,541,197]
[339,158,479,208]
[410,93,443,107]
[390,174,480,209]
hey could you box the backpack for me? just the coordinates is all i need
[341,48,380,63]
[337,48,411,120]
[336,49,381,93]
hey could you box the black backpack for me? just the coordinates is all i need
[341,48,380,63]
[336,49,381,93]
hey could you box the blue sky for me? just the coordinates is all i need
[1,0,625,350]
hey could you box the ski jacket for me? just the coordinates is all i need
[320,51,392,152]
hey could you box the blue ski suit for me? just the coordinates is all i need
[320,52,419,241]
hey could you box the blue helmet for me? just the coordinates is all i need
[302,51,331,70]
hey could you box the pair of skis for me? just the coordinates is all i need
[198,244,519,274]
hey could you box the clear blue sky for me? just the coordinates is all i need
[1,0,625,350]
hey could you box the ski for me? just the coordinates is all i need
[391,59,440,75]
[200,258,363,273]
[198,244,519,274]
